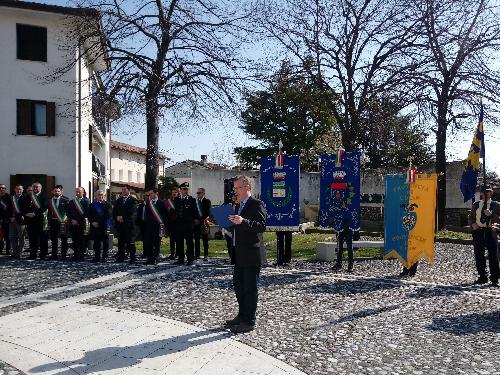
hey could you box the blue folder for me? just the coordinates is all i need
[211,204,236,229]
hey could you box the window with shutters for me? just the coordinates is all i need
[17,100,55,136]
[17,24,47,62]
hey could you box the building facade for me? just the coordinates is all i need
[110,140,168,199]
[0,1,110,199]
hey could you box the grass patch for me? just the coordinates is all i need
[435,230,472,240]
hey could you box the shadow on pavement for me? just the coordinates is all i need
[427,310,500,336]
[303,277,404,295]
[29,328,229,374]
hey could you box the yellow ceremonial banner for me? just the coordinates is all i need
[407,173,437,268]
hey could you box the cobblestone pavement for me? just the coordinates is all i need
[0,360,25,375]
[1,243,500,375]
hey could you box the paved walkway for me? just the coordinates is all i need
[0,266,305,375]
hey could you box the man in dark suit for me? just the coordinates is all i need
[225,175,267,334]
[112,186,138,262]
[136,193,149,259]
[194,187,211,260]
[7,184,27,259]
[25,182,49,260]
[144,189,167,265]
[48,185,70,260]
[88,190,112,262]
[0,183,11,255]
[174,182,198,266]
[165,188,179,260]
[67,187,89,261]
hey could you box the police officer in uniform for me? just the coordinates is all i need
[112,186,138,262]
[0,183,11,255]
[469,185,500,286]
[25,182,49,260]
[67,187,89,261]
[88,190,112,262]
[174,182,198,265]
[48,185,70,260]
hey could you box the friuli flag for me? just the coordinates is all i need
[460,105,485,202]
[384,174,437,268]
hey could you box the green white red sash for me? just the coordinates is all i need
[71,198,85,216]
[148,200,163,224]
[165,199,175,210]
[49,198,66,222]
[30,193,41,209]
[196,199,203,217]
[0,200,7,211]
[11,196,21,214]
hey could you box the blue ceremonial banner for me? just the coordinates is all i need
[383,174,409,262]
[260,155,300,231]
[319,151,361,231]
[460,103,485,202]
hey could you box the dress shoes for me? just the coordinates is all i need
[474,277,488,285]
[174,260,184,265]
[224,315,242,327]
[230,322,255,334]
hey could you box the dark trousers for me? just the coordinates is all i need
[70,223,86,260]
[116,222,136,260]
[401,262,418,276]
[233,265,261,325]
[336,229,353,268]
[27,222,48,259]
[472,229,499,282]
[176,223,194,262]
[91,230,109,260]
[144,225,161,262]
[49,221,68,258]
[276,231,292,265]
[1,221,10,253]
[138,223,147,258]
[225,234,234,264]
[194,224,209,258]
[169,228,176,257]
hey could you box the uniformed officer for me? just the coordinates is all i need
[469,185,500,286]
[88,190,112,262]
[144,189,167,265]
[67,187,89,261]
[0,183,11,255]
[174,182,198,265]
[112,186,137,262]
[25,182,49,260]
[48,185,70,260]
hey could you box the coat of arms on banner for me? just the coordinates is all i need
[319,151,361,231]
[260,152,300,231]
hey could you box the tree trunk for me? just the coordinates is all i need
[145,96,160,191]
[435,107,447,230]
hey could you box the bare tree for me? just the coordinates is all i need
[79,0,255,189]
[259,0,420,151]
[409,0,500,228]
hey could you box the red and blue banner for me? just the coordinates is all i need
[319,152,361,231]
[260,155,300,231]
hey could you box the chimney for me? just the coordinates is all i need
[201,155,207,165]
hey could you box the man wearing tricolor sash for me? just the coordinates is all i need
[48,186,70,260]
[0,183,11,255]
[165,188,179,260]
[7,184,27,259]
[25,182,49,260]
[144,189,167,265]
[67,187,89,261]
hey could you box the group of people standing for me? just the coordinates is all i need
[0,181,212,266]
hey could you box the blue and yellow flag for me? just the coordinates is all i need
[460,105,485,202]
[384,174,437,268]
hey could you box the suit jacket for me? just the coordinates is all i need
[6,193,28,225]
[136,202,146,226]
[233,196,267,267]
[174,195,199,226]
[47,196,70,227]
[113,195,137,225]
[66,197,89,224]
[0,193,10,221]
[25,192,48,226]
[144,199,167,229]
[469,199,500,238]
[88,200,112,234]
[196,197,211,222]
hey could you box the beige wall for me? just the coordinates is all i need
[110,148,165,183]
